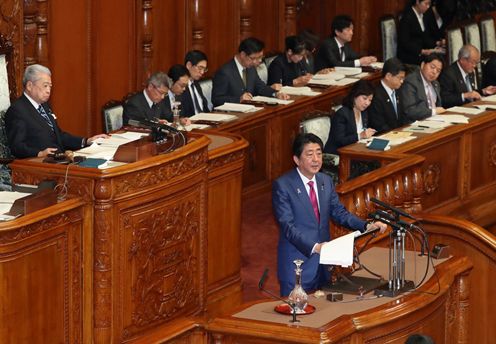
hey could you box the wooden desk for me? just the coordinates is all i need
[0,198,89,343]
[216,71,382,197]
[207,247,472,344]
[9,131,247,343]
[338,108,496,228]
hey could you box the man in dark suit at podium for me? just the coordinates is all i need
[369,58,407,134]
[212,37,288,106]
[439,44,496,108]
[5,64,108,158]
[181,50,210,116]
[272,133,386,296]
[314,14,377,71]
[122,72,173,125]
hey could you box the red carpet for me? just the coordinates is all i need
[241,191,280,302]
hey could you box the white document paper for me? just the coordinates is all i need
[0,191,31,204]
[430,114,469,124]
[412,120,452,129]
[481,94,496,102]
[446,106,484,115]
[189,112,238,122]
[75,144,119,160]
[251,96,294,105]
[214,103,262,112]
[182,123,210,131]
[319,231,356,267]
[370,62,384,69]
[334,66,362,75]
[311,72,345,81]
[280,86,321,96]
[474,103,496,111]
[350,72,370,79]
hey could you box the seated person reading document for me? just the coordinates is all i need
[182,50,210,116]
[5,64,108,158]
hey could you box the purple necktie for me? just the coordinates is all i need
[308,181,320,222]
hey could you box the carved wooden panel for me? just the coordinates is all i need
[0,206,83,343]
[118,187,206,340]
[0,0,22,96]
[470,123,496,191]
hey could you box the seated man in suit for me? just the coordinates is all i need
[397,0,445,66]
[314,14,376,71]
[439,44,496,108]
[182,50,210,116]
[399,53,445,122]
[267,35,312,87]
[5,64,108,158]
[368,58,407,134]
[483,56,496,89]
[272,133,386,296]
[212,37,288,107]
[123,71,172,125]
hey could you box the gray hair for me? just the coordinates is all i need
[458,44,478,60]
[147,72,171,89]
[23,64,51,87]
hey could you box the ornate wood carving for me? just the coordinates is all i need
[0,1,22,95]
[208,150,245,170]
[489,140,496,167]
[284,0,297,36]
[423,163,441,195]
[240,0,253,40]
[140,0,153,86]
[114,150,207,195]
[35,0,48,66]
[23,0,37,67]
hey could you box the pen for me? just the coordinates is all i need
[417,125,430,128]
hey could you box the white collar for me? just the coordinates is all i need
[296,167,317,187]
[381,80,395,97]
[456,61,469,79]
[143,89,154,108]
[24,92,41,109]
[334,37,344,49]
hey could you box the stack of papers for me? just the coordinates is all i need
[311,72,345,81]
[334,66,362,76]
[481,94,496,102]
[280,86,321,96]
[376,131,416,146]
[214,103,262,112]
[370,62,384,69]
[75,144,119,160]
[0,191,31,220]
[412,119,453,128]
[350,72,371,79]
[446,106,484,115]
[474,103,496,111]
[251,96,294,105]
[319,231,356,266]
[189,112,238,122]
[430,114,469,124]
[310,77,358,86]
[182,123,210,131]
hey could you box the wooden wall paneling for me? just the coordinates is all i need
[188,0,206,52]
[92,0,136,134]
[140,0,153,86]
[153,0,187,78]
[35,0,48,66]
[23,0,38,68]
[240,0,253,40]
[0,0,23,94]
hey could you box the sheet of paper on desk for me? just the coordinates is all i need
[183,123,210,131]
[430,114,469,124]
[446,106,484,115]
[474,103,496,111]
[76,144,118,160]
[350,72,370,79]
[111,131,148,140]
[334,66,362,76]
[0,191,31,204]
[93,135,143,147]
[377,132,416,145]
[311,72,345,80]
[402,125,443,134]
[214,103,262,112]
[481,94,496,102]
[189,112,238,121]
[412,120,452,128]
[370,62,384,69]
[319,231,355,267]
[251,96,294,105]
[280,86,321,96]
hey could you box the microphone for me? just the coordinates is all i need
[129,118,179,133]
[370,197,416,220]
[368,211,401,231]
[258,268,299,323]
[375,210,396,222]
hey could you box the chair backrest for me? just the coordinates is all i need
[264,55,278,69]
[464,21,481,53]
[447,27,464,64]
[480,16,496,53]
[102,101,123,133]
[0,35,17,113]
[199,78,213,111]
[299,110,332,146]
[256,62,268,84]
[380,15,398,61]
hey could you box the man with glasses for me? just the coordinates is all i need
[5,64,108,158]
[439,44,496,108]
[399,53,445,122]
[368,58,407,134]
[212,37,288,106]
[182,50,210,116]
[123,71,172,125]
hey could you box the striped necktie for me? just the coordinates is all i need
[37,105,54,131]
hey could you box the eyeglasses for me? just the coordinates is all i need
[194,65,208,73]
[152,84,168,98]
[247,54,264,62]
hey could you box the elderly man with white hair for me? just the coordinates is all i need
[5,64,108,158]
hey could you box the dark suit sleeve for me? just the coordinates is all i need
[5,106,40,158]
[272,179,316,257]
[316,39,356,68]
[122,96,145,125]
[368,95,389,134]
[398,77,432,121]
[439,69,464,108]
[267,58,285,86]
[212,68,241,106]
[330,110,359,148]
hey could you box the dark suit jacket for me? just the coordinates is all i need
[314,37,360,71]
[397,6,438,65]
[439,62,479,108]
[368,83,404,134]
[483,57,496,88]
[180,81,210,117]
[122,91,172,125]
[324,106,368,155]
[272,168,366,295]
[267,53,308,86]
[5,94,83,158]
[211,59,274,107]
[398,69,442,122]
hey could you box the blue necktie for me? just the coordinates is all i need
[391,91,398,116]
[37,105,54,131]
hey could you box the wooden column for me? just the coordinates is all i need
[190,0,206,52]
[140,0,153,87]
[284,0,297,36]
[35,0,49,66]
[23,0,37,67]
[240,0,253,40]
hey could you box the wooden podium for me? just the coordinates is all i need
[9,131,248,343]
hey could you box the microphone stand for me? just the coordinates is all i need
[258,268,299,323]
